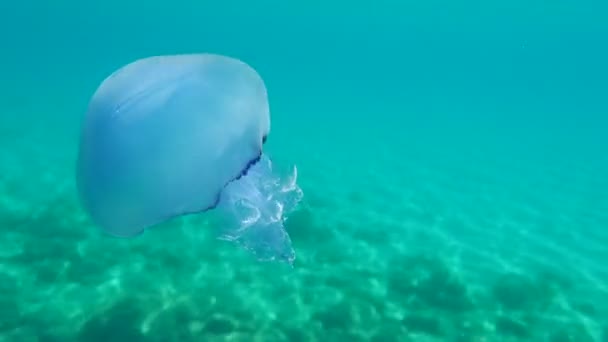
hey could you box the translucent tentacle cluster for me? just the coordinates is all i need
[213,154,303,265]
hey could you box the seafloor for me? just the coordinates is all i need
[1,101,606,341]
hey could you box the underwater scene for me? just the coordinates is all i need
[1,1,607,341]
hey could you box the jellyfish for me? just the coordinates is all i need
[76,53,303,264]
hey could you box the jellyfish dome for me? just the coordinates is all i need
[76,53,303,264]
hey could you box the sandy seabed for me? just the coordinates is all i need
[0,122,607,342]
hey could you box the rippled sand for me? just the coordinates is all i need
[1,125,606,341]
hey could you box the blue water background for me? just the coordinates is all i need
[1,1,607,340]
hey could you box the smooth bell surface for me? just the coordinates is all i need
[77,54,270,237]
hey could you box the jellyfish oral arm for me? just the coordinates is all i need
[213,154,303,265]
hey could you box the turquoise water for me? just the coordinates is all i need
[1,1,607,341]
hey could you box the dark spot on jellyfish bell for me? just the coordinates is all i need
[233,150,262,181]
[227,133,265,183]
[176,150,262,216]
[184,136,267,216]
